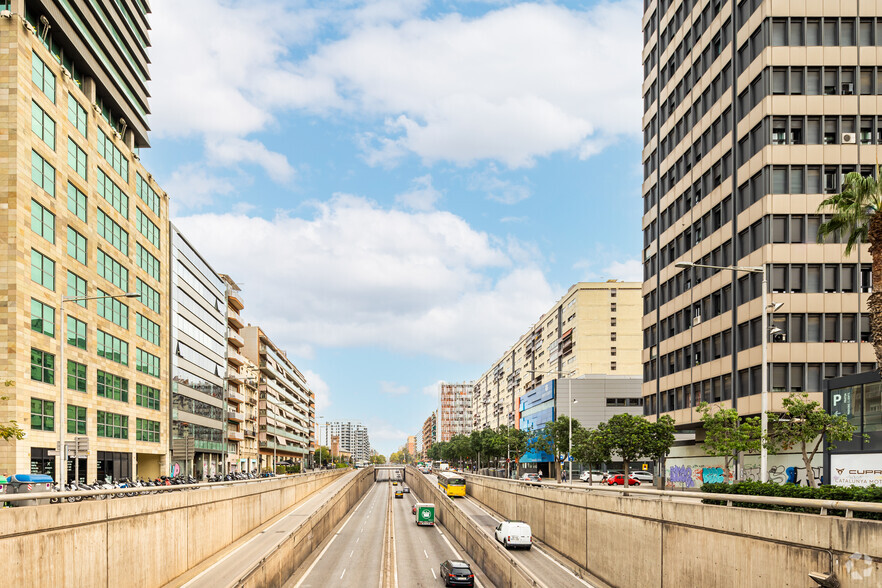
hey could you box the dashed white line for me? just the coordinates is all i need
[340,568,346,580]
[350,550,354,558]
[424,550,428,559]
[431,568,437,579]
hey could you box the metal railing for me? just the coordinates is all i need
[469,473,882,518]
[0,469,342,504]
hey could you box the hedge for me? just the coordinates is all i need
[701,481,882,520]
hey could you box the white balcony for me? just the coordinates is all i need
[227,410,245,423]
[228,349,246,366]
[228,330,245,349]
[227,388,246,403]
[227,429,244,441]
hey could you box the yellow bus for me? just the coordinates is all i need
[437,471,466,497]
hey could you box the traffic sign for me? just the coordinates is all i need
[642,463,648,471]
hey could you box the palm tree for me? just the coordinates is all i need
[817,170,882,364]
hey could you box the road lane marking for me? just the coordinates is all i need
[340,568,346,580]
[431,568,436,579]
[350,550,354,558]
[292,481,379,588]
[424,550,428,559]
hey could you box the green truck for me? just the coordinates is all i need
[415,502,435,526]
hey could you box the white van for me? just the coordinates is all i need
[494,520,532,549]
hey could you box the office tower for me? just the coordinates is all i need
[641,0,877,428]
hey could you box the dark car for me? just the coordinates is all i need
[440,559,474,587]
[395,490,404,498]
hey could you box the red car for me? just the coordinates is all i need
[606,474,640,486]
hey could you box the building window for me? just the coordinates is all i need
[31,101,55,148]
[97,249,128,291]
[30,298,55,337]
[611,332,617,341]
[30,398,55,431]
[136,209,161,250]
[97,129,129,181]
[96,289,128,329]
[611,347,617,356]
[67,360,86,392]
[97,208,128,254]
[136,418,160,442]
[67,405,86,435]
[136,314,160,345]
[30,199,55,243]
[136,174,161,217]
[30,347,55,384]
[67,138,87,180]
[30,249,55,291]
[136,348,160,378]
[136,279,160,313]
[66,316,87,349]
[67,94,87,138]
[136,243,160,281]
[67,183,87,223]
[97,330,128,365]
[97,169,128,218]
[67,271,87,307]
[97,411,128,439]
[136,383,160,410]
[31,51,55,102]
[97,370,128,402]
[611,317,617,327]
[611,303,617,312]
[611,361,617,371]
[31,150,55,197]
[67,227,87,265]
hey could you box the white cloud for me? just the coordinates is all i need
[422,381,442,397]
[149,1,643,171]
[163,164,236,215]
[380,381,410,396]
[395,174,442,211]
[469,166,531,204]
[174,194,556,362]
[303,369,331,412]
[205,137,296,184]
[575,256,643,283]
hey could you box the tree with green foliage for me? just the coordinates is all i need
[645,415,677,487]
[597,413,651,482]
[817,169,882,364]
[315,446,331,466]
[1,380,24,442]
[766,393,864,487]
[572,427,610,486]
[370,454,386,464]
[496,425,528,475]
[697,402,762,481]
[525,416,584,482]
[426,442,445,461]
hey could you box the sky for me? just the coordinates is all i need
[142,0,645,457]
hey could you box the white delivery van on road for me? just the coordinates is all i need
[494,520,532,549]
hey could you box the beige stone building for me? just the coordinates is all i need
[640,0,877,429]
[0,2,169,481]
[241,325,314,470]
[473,281,642,431]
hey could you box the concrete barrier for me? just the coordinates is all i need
[0,470,346,587]
[236,468,375,588]
[464,473,882,588]
[405,467,539,588]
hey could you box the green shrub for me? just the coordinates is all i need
[701,481,882,519]
[286,464,301,474]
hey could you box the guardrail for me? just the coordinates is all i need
[503,476,882,518]
[0,471,333,503]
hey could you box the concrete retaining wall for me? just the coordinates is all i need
[464,474,882,588]
[0,470,345,587]
[237,468,374,588]
[404,467,539,588]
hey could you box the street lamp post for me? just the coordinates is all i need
[58,291,139,488]
[675,261,779,483]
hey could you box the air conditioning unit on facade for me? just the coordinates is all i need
[842,82,854,95]
[842,133,856,144]
[773,333,787,342]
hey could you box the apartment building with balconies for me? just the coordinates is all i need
[0,1,169,483]
[241,325,313,470]
[319,420,371,463]
[472,281,642,432]
[438,382,473,442]
[421,411,436,458]
[219,274,252,472]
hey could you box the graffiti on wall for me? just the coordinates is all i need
[666,464,734,488]
[741,464,823,486]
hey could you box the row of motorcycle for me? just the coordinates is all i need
[49,471,271,503]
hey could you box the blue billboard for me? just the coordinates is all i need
[519,380,556,463]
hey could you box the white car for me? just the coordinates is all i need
[630,471,654,483]
[579,471,605,483]
[495,520,532,549]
